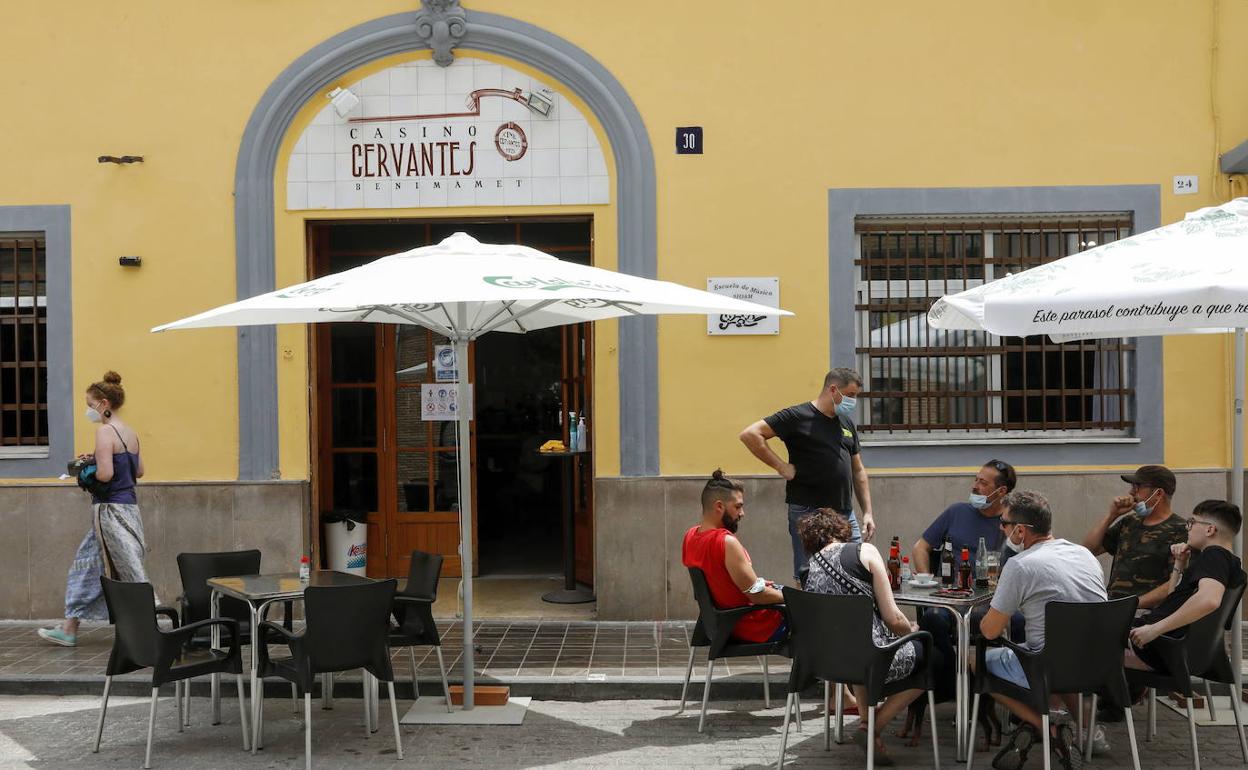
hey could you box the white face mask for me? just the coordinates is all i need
[1004,533,1024,553]
[969,487,1001,510]
[85,407,103,423]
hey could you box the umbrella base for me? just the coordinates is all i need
[541,586,596,604]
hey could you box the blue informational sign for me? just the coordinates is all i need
[676,126,703,154]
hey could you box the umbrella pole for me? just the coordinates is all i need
[1234,328,1245,697]
[455,334,475,710]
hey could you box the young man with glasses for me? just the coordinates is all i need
[975,490,1107,770]
[1082,465,1188,609]
[1126,499,1243,671]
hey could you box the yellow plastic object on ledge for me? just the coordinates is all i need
[539,439,567,453]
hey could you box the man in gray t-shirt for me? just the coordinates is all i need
[975,491,1107,760]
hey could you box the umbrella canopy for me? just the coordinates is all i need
[154,231,791,710]
[927,197,1248,693]
[154,232,790,337]
[928,197,1248,341]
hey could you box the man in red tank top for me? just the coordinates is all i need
[681,470,785,643]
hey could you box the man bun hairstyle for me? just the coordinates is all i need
[87,371,125,414]
[797,508,851,556]
[823,367,863,391]
[1194,499,1242,536]
[701,468,744,510]
[1005,489,1052,535]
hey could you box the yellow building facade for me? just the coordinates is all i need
[3,0,1247,618]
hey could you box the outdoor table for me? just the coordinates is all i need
[538,449,595,604]
[207,570,376,753]
[893,582,995,763]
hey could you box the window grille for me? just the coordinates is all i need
[0,235,48,446]
[853,214,1133,436]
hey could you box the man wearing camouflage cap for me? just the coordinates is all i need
[1082,464,1188,607]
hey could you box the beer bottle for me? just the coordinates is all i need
[959,547,973,590]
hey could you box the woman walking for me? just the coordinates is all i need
[38,371,147,646]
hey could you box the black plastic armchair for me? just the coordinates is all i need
[681,567,790,732]
[95,576,249,769]
[968,596,1141,770]
[777,586,938,770]
[388,550,453,712]
[255,579,402,770]
[1126,574,1248,770]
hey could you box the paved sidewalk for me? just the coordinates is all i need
[3,692,1248,768]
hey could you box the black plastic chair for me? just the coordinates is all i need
[175,550,296,725]
[776,587,938,770]
[255,579,402,770]
[389,549,453,712]
[680,567,790,732]
[968,596,1142,770]
[1127,573,1248,770]
[94,577,249,769]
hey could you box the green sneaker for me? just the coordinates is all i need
[37,628,77,647]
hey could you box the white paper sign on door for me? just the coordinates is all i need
[421,384,473,421]
[706,277,780,335]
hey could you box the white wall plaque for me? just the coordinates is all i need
[706,277,780,335]
[286,57,610,210]
[421,384,473,421]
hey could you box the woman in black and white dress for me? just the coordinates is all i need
[799,508,925,765]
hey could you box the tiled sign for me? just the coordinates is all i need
[286,58,610,210]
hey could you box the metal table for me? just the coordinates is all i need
[894,582,995,762]
[207,570,376,753]
[539,449,595,604]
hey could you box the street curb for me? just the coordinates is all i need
[0,676,818,702]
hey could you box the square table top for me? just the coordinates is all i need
[207,570,376,602]
[893,582,995,610]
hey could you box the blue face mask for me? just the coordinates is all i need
[836,395,857,417]
[1134,489,1161,517]
[969,488,1001,510]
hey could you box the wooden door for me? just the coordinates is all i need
[562,323,594,586]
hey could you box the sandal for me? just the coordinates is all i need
[852,729,895,766]
[1051,723,1080,770]
[991,723,1037,770]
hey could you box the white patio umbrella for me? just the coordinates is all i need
[153,232,792,709]
[928,197,1248,691]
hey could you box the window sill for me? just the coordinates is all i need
[863,435,1139,448]
[0,446,51,460]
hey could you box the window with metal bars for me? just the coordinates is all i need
[853,214,1134,437]
[0,234,48,446]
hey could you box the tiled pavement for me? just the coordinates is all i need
[0,620,781,690]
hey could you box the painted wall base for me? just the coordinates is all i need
[2,481,307,620]
[594,470,1231,621]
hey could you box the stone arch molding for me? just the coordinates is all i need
[233,9,657,480]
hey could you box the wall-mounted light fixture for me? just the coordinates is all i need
[327,87,360,118]
[98,156,144,164]
[118,256,142,267]
[523,90,555,117]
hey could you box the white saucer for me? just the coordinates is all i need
[908,579,939,588]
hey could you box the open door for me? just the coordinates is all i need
[562,323,594,587]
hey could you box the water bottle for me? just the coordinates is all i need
[975,536,989,588]
[901,556,912,582]
[576,416,587,451]
[568,411,577,451]
[299,555,311,582]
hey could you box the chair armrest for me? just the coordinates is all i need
[394,595,434,604]
[255,620,303,673]
[706,603,783,657]
[155,605,180,627]
[259,620,303,643]
[162,617,239,649]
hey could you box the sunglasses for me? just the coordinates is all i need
[999,518,1032,529]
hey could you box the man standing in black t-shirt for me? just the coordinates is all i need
[740,368,872,582]
[1126,499,1244,672]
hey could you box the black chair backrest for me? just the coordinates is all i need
[177,550,262,626]
[782,586,878,687]
[304,579,398,677]
[688,568,733,649]
[1042,595,1138,700]
[403,550,443,601]
[101,577,161,673]
[1182,570,1247,677]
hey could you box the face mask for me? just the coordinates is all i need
[85,407,103,423]
[969,488,1000,510]
[1133,489,1161,517]
[1004,533,1024,553]
[836,396,857,417]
